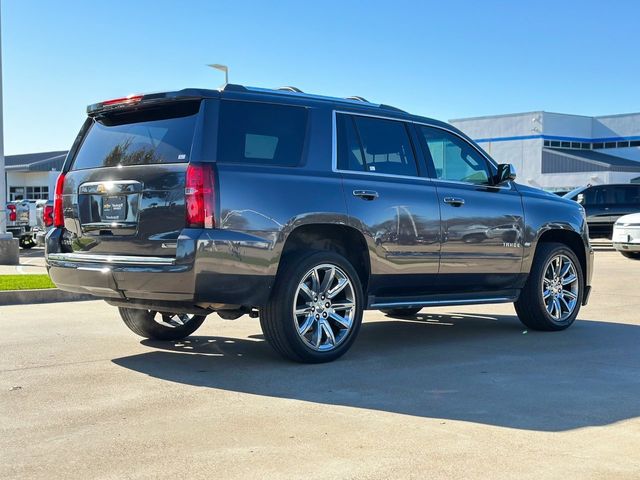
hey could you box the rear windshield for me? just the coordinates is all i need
[71,101,199,170]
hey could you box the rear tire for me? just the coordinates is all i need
[260,251,364,363]
[118,307,206,341]
[19,238,34,249]
[381,307,422,318]
[620,251,640,260]
[515,242,584,331]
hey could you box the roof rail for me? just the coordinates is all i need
[345,96,405,113]
[345,96,369,103]
[224,84,406,113]
[380,104,406,113]
[277,86,304,93]
[222,83,248,92]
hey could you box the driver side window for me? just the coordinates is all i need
[420,126,491,185]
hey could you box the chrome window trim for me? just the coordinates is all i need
[331,110,428,183]
[331,110,513,191]
[47,252,175,266]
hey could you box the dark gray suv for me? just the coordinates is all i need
[46,85,594,363]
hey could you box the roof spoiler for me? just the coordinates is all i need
[86,89,214,117]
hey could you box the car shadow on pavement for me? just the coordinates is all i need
[112,312,640,432]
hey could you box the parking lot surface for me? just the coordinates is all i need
[1,249,639,479]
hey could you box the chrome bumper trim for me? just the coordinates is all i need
[47,252,175,266]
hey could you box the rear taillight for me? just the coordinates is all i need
[43,204,54,227]
[185,163,215,228]
[7,204,16,222]
[53,173,66,228]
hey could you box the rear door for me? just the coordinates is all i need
[336,112,441,298]
[417,125,524,293]
[61,100,202,257]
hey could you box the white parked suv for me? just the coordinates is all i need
[612,213,640,259]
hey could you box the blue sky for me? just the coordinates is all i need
[3,0,640,154]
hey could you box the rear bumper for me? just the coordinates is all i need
[45,228,276,308]
[7,226,32,238]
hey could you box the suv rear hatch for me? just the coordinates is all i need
[60,97,204,257]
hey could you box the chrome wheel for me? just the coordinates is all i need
[542,254,579,322]
[152,312,198,329]
[293,264,356,352]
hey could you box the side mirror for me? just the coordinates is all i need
[496,163,517,184]
[576,193,585,205]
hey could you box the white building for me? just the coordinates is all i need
[4,151,66,201]
[450,111,640,192]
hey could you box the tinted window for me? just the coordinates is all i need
[72,103,199,170]
[614,185,640,203]
[420,126,491,185]
[590,186,639,205]
[583,186,607,205]
[336,114,364,171]
[339,115,418,176]
[218,101,307,166]
[626,185,640,203]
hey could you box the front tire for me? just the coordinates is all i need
[260,251,364,363]
[515,242,584,331]
[620,251,640,260]
[118,308,206,340]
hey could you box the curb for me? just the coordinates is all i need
[0,289,94,306]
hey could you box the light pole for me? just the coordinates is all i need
[208,64,228,86]
[0,3,5,234]
[0,3,20,264]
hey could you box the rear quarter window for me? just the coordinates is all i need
[217,100,307,166]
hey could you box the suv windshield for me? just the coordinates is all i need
[71,102,199,170]
[563,186,586,199]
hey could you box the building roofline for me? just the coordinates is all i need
[449,111,544,123]
[6,153,67,171]
[451,110,640,123]
[594,111,640,119]
[5,149,67,160]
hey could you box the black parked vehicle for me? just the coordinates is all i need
[563,184,640,239]
[46,85,594,363]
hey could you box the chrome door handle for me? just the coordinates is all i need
[353,190,379,201]
[443,197,465,206]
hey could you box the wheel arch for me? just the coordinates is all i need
[277,223,371,293]
[533,228,587,289]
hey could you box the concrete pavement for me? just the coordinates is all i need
[1,250,639,479]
